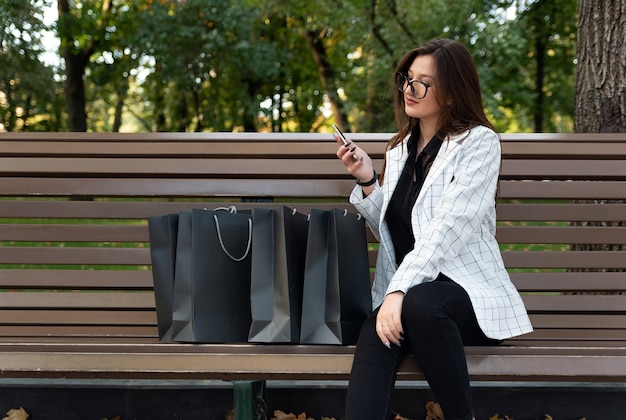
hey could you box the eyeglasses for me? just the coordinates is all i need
[395,72,437,99]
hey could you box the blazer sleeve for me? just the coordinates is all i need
[387,127,501,294]
[349,183,383,242]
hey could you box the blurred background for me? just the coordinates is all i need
[0,0,582,133]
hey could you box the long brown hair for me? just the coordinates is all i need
[381,39,494,181]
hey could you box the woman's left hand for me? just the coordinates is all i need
[376,291,405,348]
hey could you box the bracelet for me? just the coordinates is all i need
[356,170,378,187]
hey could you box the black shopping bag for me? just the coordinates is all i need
[148,213,180,341]
[300,208,372,345]
[169,208,253,343]
[248,206,308,343]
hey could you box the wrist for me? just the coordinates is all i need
[356,170,378,187]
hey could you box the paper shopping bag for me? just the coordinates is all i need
[300,208,372,345]
[248,206,308,343]
[148,213,180,341]
[169,208,253,343]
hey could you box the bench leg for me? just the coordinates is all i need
[232,380,267,420]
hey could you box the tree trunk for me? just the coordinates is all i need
[571,0,626,285]
[62,49,91,132]
[575,0,626,133]
[303,29,350,132]
[58,0,112,132]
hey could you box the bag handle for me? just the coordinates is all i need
[213,214,252,262]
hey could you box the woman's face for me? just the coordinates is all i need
[401,54,442,124]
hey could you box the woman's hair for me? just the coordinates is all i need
[388,38,493,151]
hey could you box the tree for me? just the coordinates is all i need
[0,0,62,131]
[12,0,581,133]
[571,0,625,278]
[575,0,626,133]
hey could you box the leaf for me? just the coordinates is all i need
[3,408,28,420]
[271,411,314,420]
[425,401,444,420]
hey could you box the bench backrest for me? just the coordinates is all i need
[0,132,625,346]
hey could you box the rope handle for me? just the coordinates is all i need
[213,214,252,262]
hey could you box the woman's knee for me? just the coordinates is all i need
[402,282,446,321]
[355,310,380,346]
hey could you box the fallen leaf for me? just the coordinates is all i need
[425,401,444,420]
[271,410,314,420]
[3,408,28,420]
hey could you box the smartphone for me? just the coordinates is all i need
[332,124,350,146]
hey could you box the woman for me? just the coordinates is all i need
[335,39,533,420]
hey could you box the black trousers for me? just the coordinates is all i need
[344,276,501,420]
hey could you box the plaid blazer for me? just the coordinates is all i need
[350,125,532,340]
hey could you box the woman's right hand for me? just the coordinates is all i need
[334,134,377,193]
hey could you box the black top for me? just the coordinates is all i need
[385,127,443,266]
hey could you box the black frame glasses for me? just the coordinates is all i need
[395,72,437,99]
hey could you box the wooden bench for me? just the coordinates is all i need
[0,131,625,419]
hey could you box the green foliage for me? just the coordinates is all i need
[1,0,580,133]
[0,0,64,131]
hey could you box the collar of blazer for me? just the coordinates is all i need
[383,129,469,202]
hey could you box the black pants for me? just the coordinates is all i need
[344,276,501,420]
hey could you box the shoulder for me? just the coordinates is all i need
[450,125,498,143]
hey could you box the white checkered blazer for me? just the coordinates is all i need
[350,125,533,340]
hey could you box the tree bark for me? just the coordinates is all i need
[571,0,626,283]
[62,48,92,132]
[575,0,626,133]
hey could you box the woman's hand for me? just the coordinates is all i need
[376,291,405,348]
[334,134,376,192]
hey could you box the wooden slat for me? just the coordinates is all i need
[501,141,626,158]
[496,203,626,222]
[515,328,626,341]
[529,314,626,328]
[0,310,155,325]
[0,292,155,309]
[498,180,626,200]
[0,326,157,338]
[502,251,626,269]
[0,178,356,197]
[496,225,626,244]
[0,157,366,177]
[0,200,357,219]
[0,344,622,381]
[0,140,388,159]
[1,131,624,143]
[510,272,626,292]
[0,247,149,265]
[2,157,626,179]
[0,224,147,242]
[522,294,626,312]
[501,160,626,179]
[0,269,153,289]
